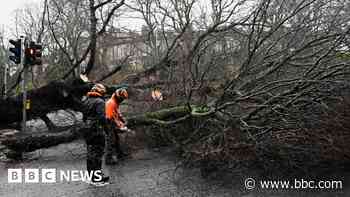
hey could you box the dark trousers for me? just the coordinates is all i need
[105,121,123,158]
[84,122,105,180]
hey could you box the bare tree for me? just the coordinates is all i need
[121,0,350,170]
[1,0,350,172]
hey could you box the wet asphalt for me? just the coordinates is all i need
[0,140,240,197]
[1,140,350,197]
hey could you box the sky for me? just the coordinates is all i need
[0,0,42,38]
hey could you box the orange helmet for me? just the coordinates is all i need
[115,88,128,100]
[91,83,107,95]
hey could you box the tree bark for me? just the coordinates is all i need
[0,106,192,155]
[0,78,92,126]
[84,0,98,76]
[1,127,82,153]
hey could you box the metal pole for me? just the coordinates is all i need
[3,64,7,98]
[22,37,27,133]
[22,65,27,132]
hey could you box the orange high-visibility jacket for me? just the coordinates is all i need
[105,94,125,128]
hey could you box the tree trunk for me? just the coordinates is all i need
[1,127,82,153]
[85,0,98,76]
[0,106,191,155]
[0,78,92,126]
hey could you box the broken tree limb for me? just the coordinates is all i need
[40,115,57,130]
[0,105,212,155]
[0,125,84,153]
[0,78,92,126]
[0,75,164,127]
[126,106,191,127]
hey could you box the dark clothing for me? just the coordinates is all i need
[85,122,105,181]
[82,92,106,123]
[105,120,123,160]
[82,92,106,181]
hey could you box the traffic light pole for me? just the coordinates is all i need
[9,36,41,133]
[22,37,27,133]
[22,64,27,132]
[3,64,7,98]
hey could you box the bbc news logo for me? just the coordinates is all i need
[8,169,102,183]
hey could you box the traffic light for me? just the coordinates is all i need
[25,41,42,66]
[9,39,22,64]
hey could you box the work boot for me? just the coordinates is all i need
[100,175,110,182]
[91,175,110,186]
[85,173,110,186]
[105,155,118,165]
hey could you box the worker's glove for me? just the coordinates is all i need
[120,126,128,132]
[120,127,135,135]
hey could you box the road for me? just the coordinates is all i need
[0,140,349,197]
[0,140,240,197]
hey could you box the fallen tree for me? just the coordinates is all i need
[0,105,197,157]
[1,0,350,177]
[0,77,135,129]
[0,127,81,154]
[0,79,92,126]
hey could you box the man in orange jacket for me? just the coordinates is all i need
[105,88,130,165]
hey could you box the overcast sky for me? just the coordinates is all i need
[0,0,41,37]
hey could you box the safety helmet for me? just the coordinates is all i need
[115,88,128,100]
[91,83,107,95]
